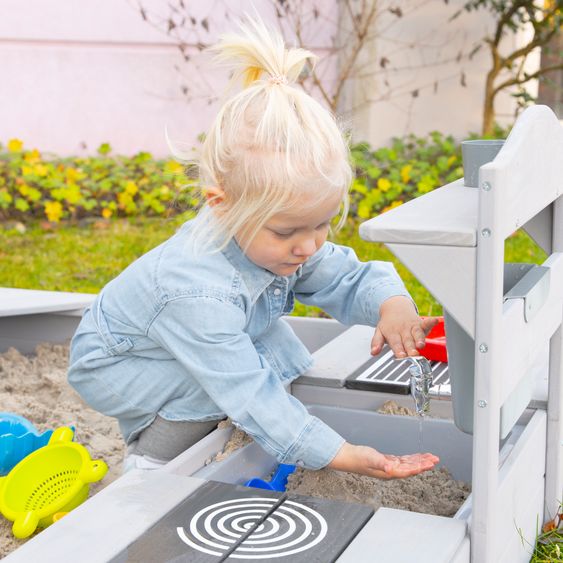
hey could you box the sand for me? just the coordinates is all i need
[0,346,470,559]
[286,466,470,516]
[206,419,253,463]
[283,400,471,517]
[0,343,251,559]
[211,398,470,516]
[0,343,125,558]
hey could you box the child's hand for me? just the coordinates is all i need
[371,295,439,359]
[328,442,439,479]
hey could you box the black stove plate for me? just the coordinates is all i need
[111,480,374,562]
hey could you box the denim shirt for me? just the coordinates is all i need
[68,217,411,470]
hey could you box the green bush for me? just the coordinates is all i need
[0,140,198,222]
[1,129,508,224]
[350,132,463,219]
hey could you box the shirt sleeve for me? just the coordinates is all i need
[294,242,413,326]
[147,295,345,470]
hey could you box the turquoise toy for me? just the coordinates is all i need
[0,412,60,475]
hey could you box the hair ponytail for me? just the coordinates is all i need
[191,16,352,253]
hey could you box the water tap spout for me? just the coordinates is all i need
[408,356,433,416]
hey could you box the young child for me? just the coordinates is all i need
[68,18,439,478]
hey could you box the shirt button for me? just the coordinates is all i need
[273,288,282,296]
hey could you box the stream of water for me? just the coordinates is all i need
[408,357,432,455]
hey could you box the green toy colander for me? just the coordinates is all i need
[0,427,108,539]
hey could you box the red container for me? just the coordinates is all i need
[419,316,448,363]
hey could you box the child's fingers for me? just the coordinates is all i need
[401,329,419,356]
[371,327,385,355]
[382,453,439,477]
[421,316,440,334]
[385,332,407,358]
[411,325,427,349]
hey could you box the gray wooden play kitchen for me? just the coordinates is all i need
[1,105,562,562]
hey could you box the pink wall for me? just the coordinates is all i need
[0,0,538,157]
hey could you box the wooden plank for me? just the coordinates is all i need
[387,243,476,336]
[499,254,563,406]
[0,312,84,353]
[298,325,374,388]
[359,180,478,248]
[481,106,563,241]
[0,288,95,317]
[545,192,563,520]
[545,325,563,521]
[117,481,374,562]
[339,508,467,563]
[3,471,206,563]
[495,410,546,563]
[470,122,508,562]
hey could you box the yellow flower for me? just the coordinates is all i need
[118,192,133,208]
[101,208,113,219]
[358,202,371,219]
[44,201,63,222]
[24,149,41,163]
[33,164,48,177]
[381,201,403,214]
[164,160,184,176]
[377,178,391,192]
[66,167,81,183]
[400,165,412,183]
[124,181,139,196]
[7,139,23,152]
[21,165,34,176]
[65,186,82,205]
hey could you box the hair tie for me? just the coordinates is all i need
[268,74,288,86]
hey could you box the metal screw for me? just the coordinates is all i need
[479,343,488,353]
[482,182,492,191]
[478,400,487,408]
[481,228,491,238]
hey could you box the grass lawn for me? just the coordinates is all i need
[0,216,546,318]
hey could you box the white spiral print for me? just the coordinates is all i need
[176,497,328,559]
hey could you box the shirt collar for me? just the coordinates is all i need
[222,236,277,302]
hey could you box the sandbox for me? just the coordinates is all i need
[2,105,563,563]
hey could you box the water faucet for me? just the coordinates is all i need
[407,356,433,416]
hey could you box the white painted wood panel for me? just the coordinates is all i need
[0,288,95,317]
[471,105,563,562]
[359,181,478,248]
[546,325,563,521]
[386,243,477,336]
[499,254,563,405]
[496,411,546,563]
[480,106,563,241]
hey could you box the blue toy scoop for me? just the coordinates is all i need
[244,463,296,492]
[0,412,75,475]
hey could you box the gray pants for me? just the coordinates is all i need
[129,415,223,461]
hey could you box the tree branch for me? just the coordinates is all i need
[331,0,378,110]
[492,62,563,95]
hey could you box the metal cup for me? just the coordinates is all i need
[461,139,505,188]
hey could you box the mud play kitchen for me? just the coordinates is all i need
[1,105,562,562]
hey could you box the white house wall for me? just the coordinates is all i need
[0,0,539,156]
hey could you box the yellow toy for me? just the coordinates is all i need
[0,426,107,538]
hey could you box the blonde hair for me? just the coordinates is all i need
[190,17,352,252]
